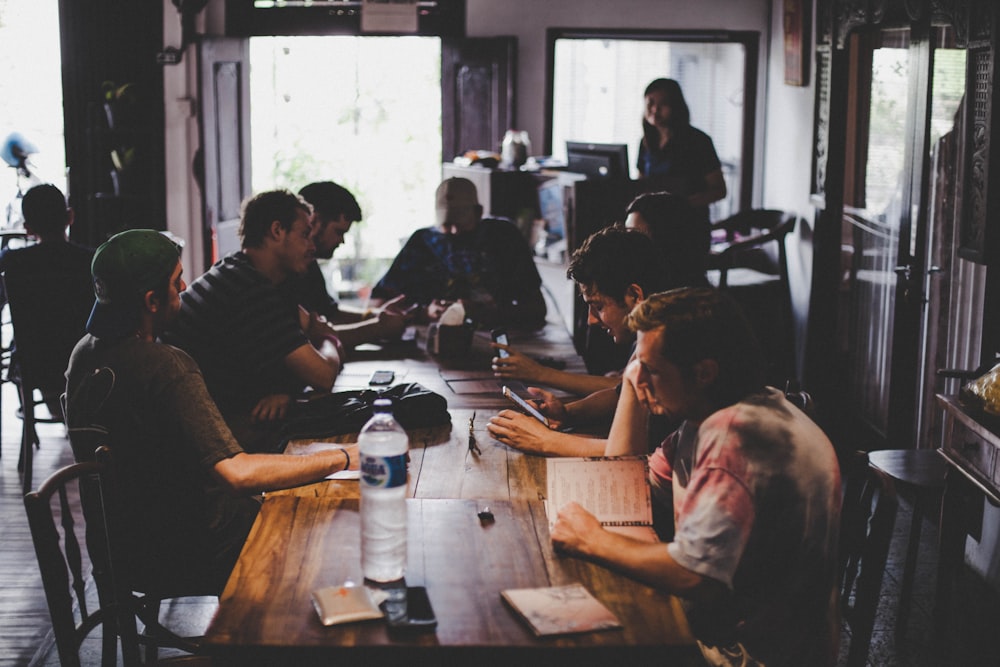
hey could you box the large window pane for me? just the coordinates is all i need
[551,37,746,220]
[0,0,65,228]
[249,36,441,300]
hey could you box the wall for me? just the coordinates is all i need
[169,0,780,272]
[760,0,818,378]
[465,0,770,166]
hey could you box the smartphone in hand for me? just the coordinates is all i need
[502,386,549,427]
[491,328,510,358]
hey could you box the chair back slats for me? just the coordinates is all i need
[24,460,106,667]
[838,451,898,667]
[709,209,797,288]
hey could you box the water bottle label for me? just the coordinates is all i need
[360,454,407,488]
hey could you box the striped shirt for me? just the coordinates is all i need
[163,252,308,414]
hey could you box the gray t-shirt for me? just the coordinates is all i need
[65,335,259,594]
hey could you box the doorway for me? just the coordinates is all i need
[839,27,973,451]
[248,35,442,302]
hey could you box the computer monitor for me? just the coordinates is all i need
[565,141,630,180]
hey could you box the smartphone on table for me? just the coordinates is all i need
[491,327,510,358]
[502,385,549,427]
[369,370,395,386]
[381,586,438,632]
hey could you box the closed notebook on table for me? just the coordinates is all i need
[501,583,622,636]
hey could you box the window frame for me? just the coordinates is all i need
[225,0,466,37]
[544,27,759,214]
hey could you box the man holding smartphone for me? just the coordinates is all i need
[295,181,409,349]
[488,227,671,456]
[370,177,547,330]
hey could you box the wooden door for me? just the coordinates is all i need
[441,37,516,163]
[836,27,931,450]
[198,37,252,271]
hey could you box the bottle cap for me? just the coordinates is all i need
[372,398,393,412]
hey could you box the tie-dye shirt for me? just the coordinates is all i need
[648,387,841,667]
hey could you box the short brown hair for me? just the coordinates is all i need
[239,189,311,248]
[627,287,766,408]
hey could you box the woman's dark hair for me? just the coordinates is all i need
[627,287,766,409]
[642,78,692,152]
[239,189,311,248]
[625,191,710,287]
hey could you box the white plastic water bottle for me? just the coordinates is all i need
[359,398,409,582]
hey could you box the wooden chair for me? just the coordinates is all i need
[2,261,94,494]
[866,448,947,640]
[24,458,125,667]
[838,450,899,667]
[25,452,211,667]
[707,209,798,383]
[64,369,212,664]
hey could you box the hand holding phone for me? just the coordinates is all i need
[491,328,510,358]
[502,386,549,427]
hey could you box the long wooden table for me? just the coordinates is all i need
[202,324,698,665]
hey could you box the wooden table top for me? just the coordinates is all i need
[204,323,697,664]
[203,497,696,666]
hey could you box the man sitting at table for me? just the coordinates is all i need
[293,180,409,349]
[0,183,94,419]
[369,176,546,330]
[487,226,671,456]
[163,189,344,452]
[551,287,841,667]
[65,229,358,596]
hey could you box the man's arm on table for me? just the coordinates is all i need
[212,444,359,494]
[488,410,606,457]
[551,501,715,600]
[491,344,619,396]
[562,386,620,426]
[285,307,343,391]
[604,367,651,457]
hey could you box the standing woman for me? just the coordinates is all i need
[638,78,727,226]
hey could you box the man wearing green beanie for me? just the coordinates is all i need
[65,229,358,594]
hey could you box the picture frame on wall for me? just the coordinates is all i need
[784,0,810,86]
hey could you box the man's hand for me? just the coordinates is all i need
[425,299,455,322]
[337,443,360,471]
[251,394,293,423]
[374,308,407,340]
[378,294,411,316]
[551,501,605,557]
[524,387,567,423]
[491,346,546,383]
[623,357,660,415]
[487,409,558,455]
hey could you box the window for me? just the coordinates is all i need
[0,0,65,228]
[249,35,441,300]
[548,30,756,220]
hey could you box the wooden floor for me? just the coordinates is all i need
[0,379,77,667]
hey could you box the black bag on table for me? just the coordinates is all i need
[280,382,451,441]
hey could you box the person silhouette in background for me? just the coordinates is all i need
[0,184,93,419]
[624,191,712,287]
[371,177,546,330]
[638,78,726,229]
